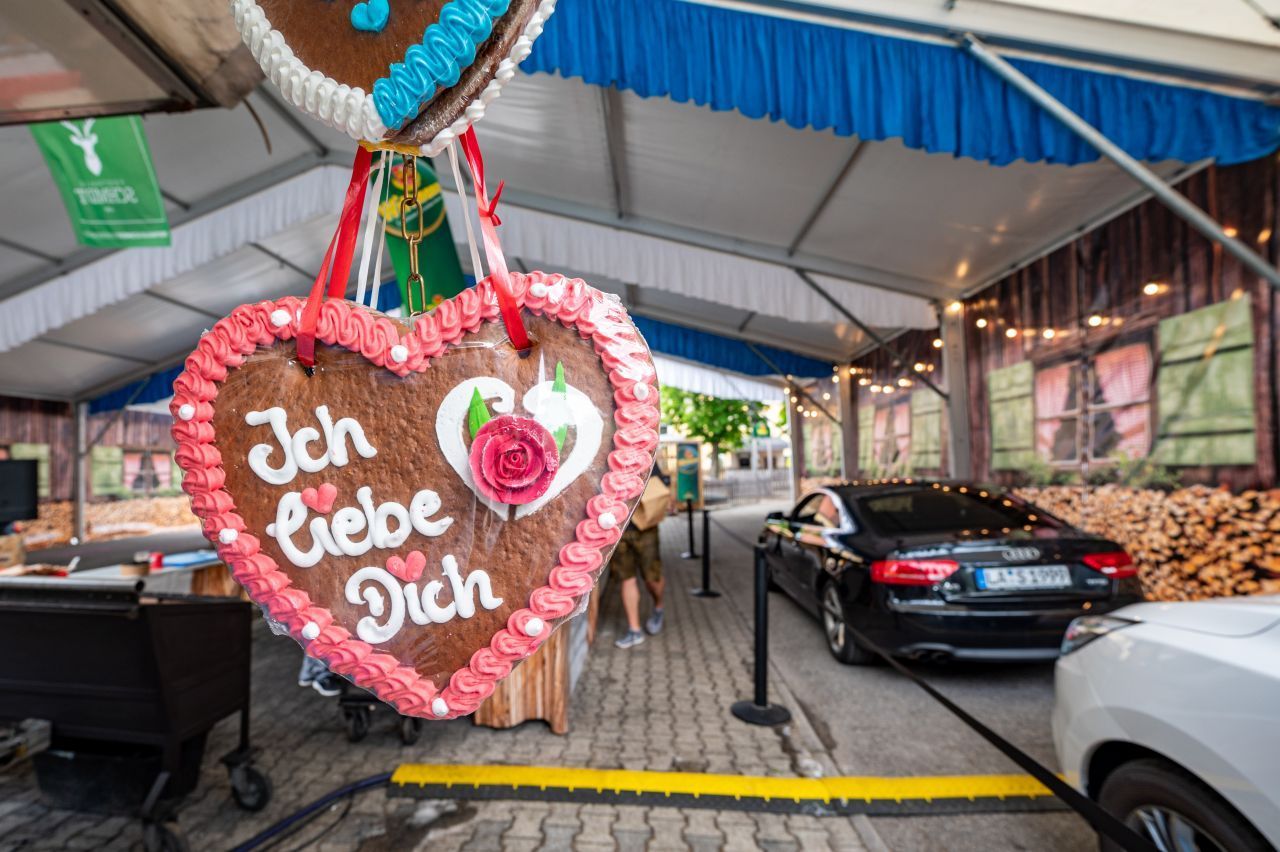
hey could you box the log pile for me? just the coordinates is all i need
[20,497,199,550]
[1017,485,1280,602]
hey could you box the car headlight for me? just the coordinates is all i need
[1060,615,1136,656]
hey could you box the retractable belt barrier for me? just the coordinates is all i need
[710,520,1157,852]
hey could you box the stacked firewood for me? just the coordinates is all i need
[1017,485,1280,602]
[19,497,199,550]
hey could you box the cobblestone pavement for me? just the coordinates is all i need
[0,509,880,851]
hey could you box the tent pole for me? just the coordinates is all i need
[795,270,950,400]
[940,306,974,480]
[72,402,87,545]
[961,33,1280,291]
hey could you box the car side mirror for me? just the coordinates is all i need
[766,510,784,521]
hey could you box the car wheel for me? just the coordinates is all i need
[1098,758,1272,852]
[820,582,876,665]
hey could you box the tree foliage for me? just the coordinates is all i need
[660,387,765,456]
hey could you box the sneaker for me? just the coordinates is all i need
[614,630,646,650]
[645,608,665,636]
[312,672,344,697]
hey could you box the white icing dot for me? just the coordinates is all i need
[598,512,618,530]
[529,282,548,298]
[177,404,195,421]
[301,622,320,641]
[431,698,449,717]
[266,523,277,537]
[270,309,291,327]
[390,344,409,364]
[218,528,238,544]
[523,617,545,638]
[633,383,650,400]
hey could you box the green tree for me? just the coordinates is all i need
[660,387,765,476]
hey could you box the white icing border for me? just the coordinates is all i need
[231,0,558,150]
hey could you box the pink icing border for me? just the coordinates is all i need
[170,272,660,719]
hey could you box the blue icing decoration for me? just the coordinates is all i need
[372,0,511,130]
[351,0,391,33]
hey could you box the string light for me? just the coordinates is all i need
[858,377,870,386]
[932,338,943,349]
[975,318,988,329]
[1005,328,1017,338]
[870,384,882,393]
[832,375,839,384]
[946,301,963,314]
[913,362,925,372]
[1223,226,1238,238]
[1087,315,1103,327]
[1043,328,1055,340]
[822,392,831,401]
[1260,228,1273,244]
[1142,281,1162,296]
[897,377,912,387]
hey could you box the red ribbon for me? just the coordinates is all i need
[297,146,374,368]
[460,128,530,352]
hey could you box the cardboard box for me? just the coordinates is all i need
[629,476,671,531]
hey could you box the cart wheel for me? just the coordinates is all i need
[229,765,273,812]
[143,822,190,852]
[399,716,422,745]
[345,707,371,743]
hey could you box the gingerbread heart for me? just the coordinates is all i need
[232,0,557,153]
[171,272,658,719]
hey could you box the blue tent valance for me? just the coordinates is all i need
[632,316,831,379]
[523,0,1280,167]
[91,301,827,413]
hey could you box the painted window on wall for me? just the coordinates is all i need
[1034,343,1152,465]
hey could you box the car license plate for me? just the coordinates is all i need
[977,565,1072,591]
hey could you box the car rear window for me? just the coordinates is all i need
[844,488,1056,535]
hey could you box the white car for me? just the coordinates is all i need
[1053,596,1280,852]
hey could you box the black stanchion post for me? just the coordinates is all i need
[690,509,721,598]
[731,545,791,725]
[680,498,699,559]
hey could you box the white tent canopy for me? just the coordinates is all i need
[652,355,785,403]
[0,0,1265,402]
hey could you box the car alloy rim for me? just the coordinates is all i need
[822,584,845,653]
[1129,805,1227,852]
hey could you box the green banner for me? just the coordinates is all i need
[379,157,466,313]
[30,116,170,248]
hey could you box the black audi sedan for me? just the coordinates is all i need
[760,481,1143,664]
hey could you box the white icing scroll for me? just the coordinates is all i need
[515,381,603,519]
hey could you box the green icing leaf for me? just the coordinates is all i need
[551,362,569,450]
[468,387,491,439]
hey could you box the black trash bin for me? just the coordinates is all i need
[0,580,272,850]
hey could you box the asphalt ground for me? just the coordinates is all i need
[704,501,1097,852]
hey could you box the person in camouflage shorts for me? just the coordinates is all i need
[611,464,668,649]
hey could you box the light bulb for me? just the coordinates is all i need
[976,318,988,329]
[932,338,943,349]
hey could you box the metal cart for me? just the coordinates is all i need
[338,683,423,745]
[0,579,271,851]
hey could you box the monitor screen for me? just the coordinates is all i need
[0,460,39,526]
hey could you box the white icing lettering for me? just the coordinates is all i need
[270,486,455,568]
[344,556,503,644]
[245,405,377,486]
[345,567,403,644]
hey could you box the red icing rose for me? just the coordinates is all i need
[469,415,560,505]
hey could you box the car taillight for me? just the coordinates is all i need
[871,559,959,586]
[1082,551,1137,578]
